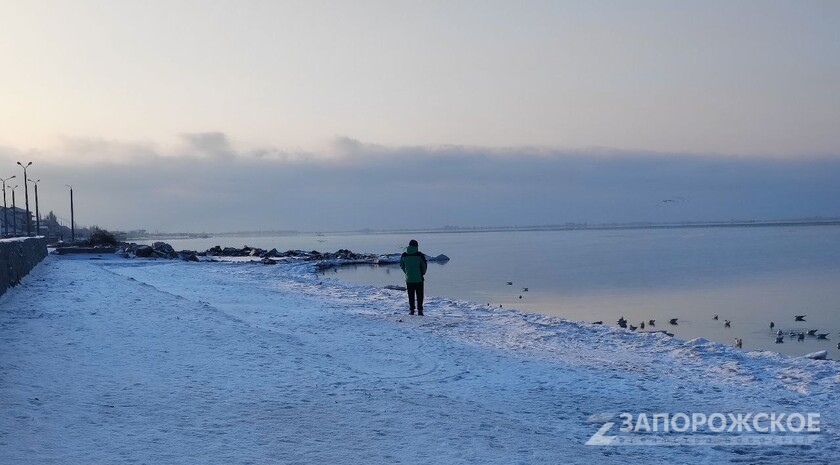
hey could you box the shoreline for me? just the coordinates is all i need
[58,239,840,361]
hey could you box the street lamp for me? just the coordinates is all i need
[10,185,18,237]
[66,184,75,243]
[1,175,15,237]
[17,161,33,236]
[29,179,41,237]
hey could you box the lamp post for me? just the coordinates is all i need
[66,185,75,243]
[10,185,18,237]
[17,161,33,236]
[1,175,15,237]
[29,179,41,237]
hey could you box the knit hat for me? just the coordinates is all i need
[408,239,418,247]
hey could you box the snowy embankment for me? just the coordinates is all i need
[1,255,838,464]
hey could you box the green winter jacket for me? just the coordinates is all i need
[400,245,428,283]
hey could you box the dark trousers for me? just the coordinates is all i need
[406,281,424,311]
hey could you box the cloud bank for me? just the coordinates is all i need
[2,135,839,233]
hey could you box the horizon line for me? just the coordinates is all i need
[124,216,840,239]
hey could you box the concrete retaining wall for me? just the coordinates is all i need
[0,237,48,296]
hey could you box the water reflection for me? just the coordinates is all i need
[332,262,840,359]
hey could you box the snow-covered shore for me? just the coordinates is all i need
[1,254,838,464]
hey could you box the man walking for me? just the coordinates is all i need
[400,239,427,316]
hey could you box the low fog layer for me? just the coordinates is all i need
[2,134,838,232]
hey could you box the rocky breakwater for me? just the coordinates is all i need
[117,242,450,270]
[117,242,385,267]
[121,242,200,261]
[374,253,450,265]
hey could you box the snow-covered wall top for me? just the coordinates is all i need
[0,236,48,297]
[0,236,45,243]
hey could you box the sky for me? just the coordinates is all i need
[1,0,839,232]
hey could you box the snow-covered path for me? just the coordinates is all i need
[1,255,837,464]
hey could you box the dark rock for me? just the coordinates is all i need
[260,258,278,265]
[178,251,200,262]
[285,249,315,259]
[152,242,177,258]
[135,245,154,257]
[222,247,241,256]
[152,241,173,252]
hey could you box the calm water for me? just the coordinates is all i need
[149,225,840,358]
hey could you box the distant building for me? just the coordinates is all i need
[0,206,35,237]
